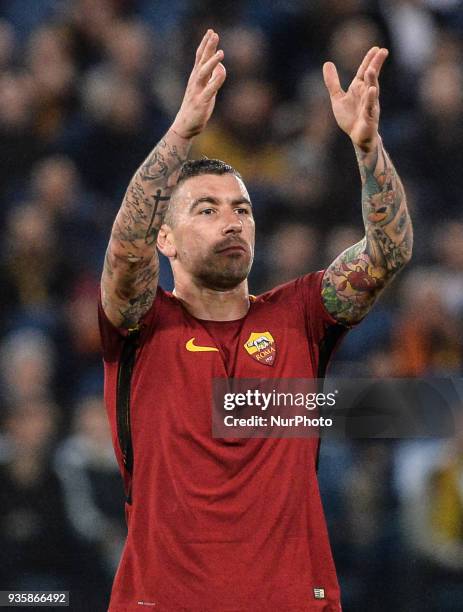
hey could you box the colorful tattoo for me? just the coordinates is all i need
[322,140,412,325]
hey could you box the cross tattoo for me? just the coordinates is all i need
[144,189,171,245]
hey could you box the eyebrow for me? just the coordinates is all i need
[189,195,253,213]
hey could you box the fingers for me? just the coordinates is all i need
[323,62,344,99]
[198,30,220,68]
[359,47,389,84]
[370,47,389,78]
[363,48,388,96]
[203,63,227,101]
[194,30,212,66]
[363,86,378,118]
[356,47,380,80]
[194,29,220,71]
[192,29,223,87]
[365,64,378,91]
[198,48,224,84]
[367,86,377,113]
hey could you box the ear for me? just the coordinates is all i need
[157,224,177,258]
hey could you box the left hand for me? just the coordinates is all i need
[323,47,388,152]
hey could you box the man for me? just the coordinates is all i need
[99,30,412,611]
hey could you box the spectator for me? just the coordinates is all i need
[0,329,55,405]
[0,399,73,588]
[55,395,125,579]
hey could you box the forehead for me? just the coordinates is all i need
[176,173,249,202]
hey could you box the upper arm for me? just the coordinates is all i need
[321,238,388,326]
[100,238,159,329]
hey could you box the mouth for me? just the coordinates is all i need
[215,239,248,255]
[216,245,247,255]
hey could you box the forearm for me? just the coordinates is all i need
[111,127,191,256]
[356,137,413,273]
[321,47,412,324]
[322,138,412,325]
[100,29,226,327]
[102,128,191,327]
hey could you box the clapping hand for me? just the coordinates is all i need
[323,47,388,153]
[171,30,227,140]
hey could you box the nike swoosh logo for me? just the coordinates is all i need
[185,338,219,352]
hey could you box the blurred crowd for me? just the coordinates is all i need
[0,0,462,610]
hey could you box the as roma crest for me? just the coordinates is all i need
[244,332,276,366]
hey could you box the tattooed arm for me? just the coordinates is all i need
[321,139,412,324]
[321,46,412,325]
[101,29,226,328]
[101,131,189,329]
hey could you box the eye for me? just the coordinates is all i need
[199,208,216,215]
[235,207,250,215]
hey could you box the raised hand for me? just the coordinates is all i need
[321,45,412,327]
[102,30,227,329]
[323,47,388,152]
[171,29,227,140]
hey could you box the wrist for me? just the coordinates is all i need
[170,117,198,141]
[353,133,380,155]
[169,126,193,141]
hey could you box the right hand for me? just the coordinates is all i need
[171,30,227,140]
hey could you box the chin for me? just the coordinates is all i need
[197,264,251,291]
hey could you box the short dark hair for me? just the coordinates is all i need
[176,158,242,186]
[164,159,243,227]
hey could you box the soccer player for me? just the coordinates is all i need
[99,30,412,611]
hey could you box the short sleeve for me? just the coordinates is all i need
[98,297,127,363]
[98,288,162,363]
[294,271,345,336]
[294,270,350,377]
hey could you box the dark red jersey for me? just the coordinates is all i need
[98,271,347,611]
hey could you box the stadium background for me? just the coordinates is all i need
[0,0,462,610]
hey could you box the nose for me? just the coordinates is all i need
[221,214,243,235]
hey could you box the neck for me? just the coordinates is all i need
[173,277,250,321]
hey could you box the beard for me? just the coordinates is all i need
[194,255,252,290]
[190,238,253,290]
